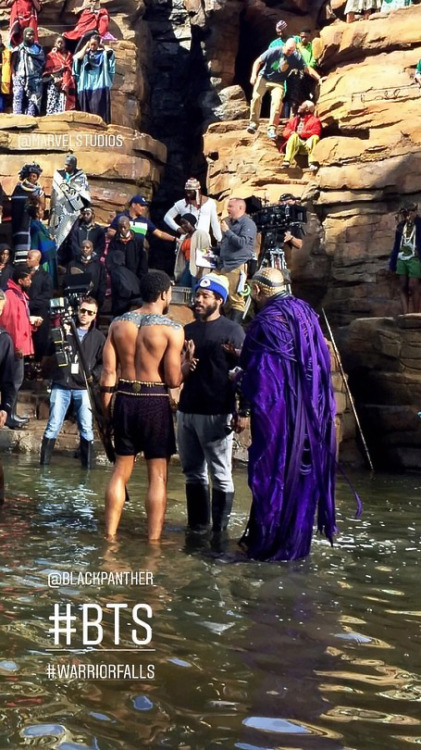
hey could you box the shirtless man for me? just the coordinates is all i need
[100,270,191,541]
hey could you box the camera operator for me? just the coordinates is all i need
[40,296,105,468]
[278,194,304,255]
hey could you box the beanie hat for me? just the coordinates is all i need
[184,177,201,191]
[276,19,287,32]
[195,273,229,304]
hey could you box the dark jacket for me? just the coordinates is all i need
[68,220,106,260]
[389,216,421,272]
[0,263,13,291]
[27,268,53,316]
[28,268,53,360]
[51,323,105,390]
[66,255,107,308]
[107,233,148,280]
[0,327,16,415]
[108,250,142,316]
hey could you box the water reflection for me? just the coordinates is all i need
[0,456,420,749]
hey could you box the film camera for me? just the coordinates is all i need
[49,273,93,367]
[246,196,307,277]
[252,201,307,232]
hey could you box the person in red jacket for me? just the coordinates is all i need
[63,0,110,52]
[282,100,322,172]
[0,266,42,428]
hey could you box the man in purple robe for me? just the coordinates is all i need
[235,267,336,562]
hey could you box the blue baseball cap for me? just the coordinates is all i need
[129,195,149,206]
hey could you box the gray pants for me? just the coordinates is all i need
[177,412,234,492]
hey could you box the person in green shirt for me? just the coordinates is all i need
[288,29,320,107]
[293,29,318,68]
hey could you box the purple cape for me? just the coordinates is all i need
[240,295,337,561]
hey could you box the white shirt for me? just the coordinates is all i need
[164,197,222,242]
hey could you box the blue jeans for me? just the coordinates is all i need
[44,386,94,441]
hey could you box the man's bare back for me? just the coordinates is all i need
[100,271,190,543]
[108,310,184,386]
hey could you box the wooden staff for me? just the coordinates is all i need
[322,308,374,473]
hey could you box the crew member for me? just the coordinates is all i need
[278,193,305,256]
[177,273,245,536]
[218,198,257,322]
[235,267,337,562]
[100,270,190,542]
[40,296,105,467]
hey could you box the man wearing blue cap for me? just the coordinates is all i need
[177,272,245,536]
[110,195,176,246]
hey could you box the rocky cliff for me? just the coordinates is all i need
[1,0,420,466]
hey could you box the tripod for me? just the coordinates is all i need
[242,230,291,319]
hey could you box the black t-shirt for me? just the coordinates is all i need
[179,316,245,415]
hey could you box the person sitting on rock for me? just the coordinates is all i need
[7,0,40,49]
[63,0,110,53]
[68,206,106,261]
[345,0,381,23]
[389,203,421,314]
[107,250,141,317]
[11,27,44,116]
[106,215,148,282]
[72,34,115,124]
[247,38,321,139]
[268,19,288,50]
[281,100,322,171]
[67,239,107,309]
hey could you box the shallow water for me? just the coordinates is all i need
[0,454,420,750]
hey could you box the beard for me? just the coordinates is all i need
[194,300,218,320]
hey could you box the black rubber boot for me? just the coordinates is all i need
[211,489,234,533]
[80,437,94,468]
[229,310,244,325]
[186,483,210,532]
[40,437,56,465]
[6,409,29,429]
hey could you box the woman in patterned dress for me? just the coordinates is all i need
[43,36,76,114]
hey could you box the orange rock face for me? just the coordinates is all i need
[203,6,421,325]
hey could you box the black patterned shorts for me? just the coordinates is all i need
[113,381,176,459]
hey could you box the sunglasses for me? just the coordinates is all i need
[79,308,96,316]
